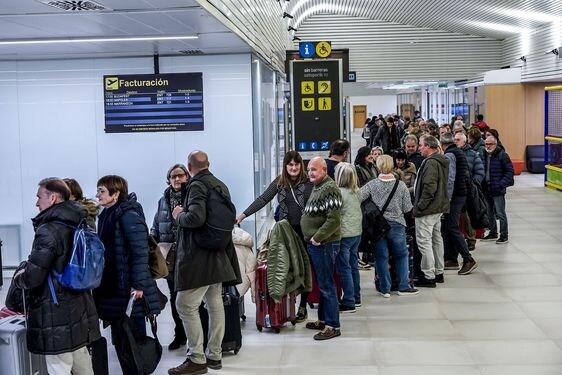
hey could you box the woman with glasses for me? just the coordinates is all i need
[151,164,190,350]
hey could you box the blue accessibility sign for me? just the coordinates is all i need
[299,42,315,58]
[298,142,307,151]
[310,141,318,150]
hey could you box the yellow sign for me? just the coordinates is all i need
[319,97,331,111]
[301,81,315,94]
[316,41,331,58]
[318,81,331,94]
[105,77,119,90]
[302,98,315,111]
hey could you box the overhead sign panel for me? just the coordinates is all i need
[291,59,343,160]
[298,41,332,59]
[103,73,203,133]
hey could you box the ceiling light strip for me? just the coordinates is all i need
[0,35,198,46]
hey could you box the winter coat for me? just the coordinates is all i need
[373,125,404,153]
[150,185,187,243]
[461,144,485,184]
[267,220,312,303]
[94,194,161,322]
[407,151,425,170]
[80,198,99,230]
[413,153,450,217]
[355,163,377,187]
[444,145,469,197]
[484,147,515,196]
[175,170,242,291]
[470,137,485,162]
[14,201,101,355]
[396,163,417,191]
[232,226,257,302]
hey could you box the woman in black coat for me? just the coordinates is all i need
[150,163,189,350]
[94,175,161,374]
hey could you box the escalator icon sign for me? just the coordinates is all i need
[302,98,315,111]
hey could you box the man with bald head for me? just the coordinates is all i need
[170,150,241,375]
[301,156,343,341]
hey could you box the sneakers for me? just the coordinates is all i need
[355,300,362,307]
[379,292,391,298]
[206,358,222,370]
[313,326,341,341]
[414,276,436,288]
[481,233,498,241]
[358,259,373,270]
[444,260,460,270]
[168,336,187,351]
[435,273,444,283]
[295,306,308,323]
[168,359,207,375]
[458,259,478,275]
[305,320,325,330]
[397,288,420,296]
[339,304,356,313]
[496,236,509,244]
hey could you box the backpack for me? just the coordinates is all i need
[47,220,105,303]
[191,179,236,251]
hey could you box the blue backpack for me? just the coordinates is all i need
[47,220,105,304]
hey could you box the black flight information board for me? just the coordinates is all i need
[103,73,204,133]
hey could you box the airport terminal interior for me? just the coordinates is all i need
[2,0,562,374]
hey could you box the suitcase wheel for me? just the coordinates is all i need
[308,302,314,309]
[257,324,262,332]
[241,314,246,321]
[274,327,281,334]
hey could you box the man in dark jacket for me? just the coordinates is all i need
[170,150,241,375]
[413,135,449,287]
[481,136,515,244]
[404,134,425,170]
[441,133,478,275]
[14,177,100,374]
[373,116,404,154]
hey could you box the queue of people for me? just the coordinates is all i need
[10,117,515,373]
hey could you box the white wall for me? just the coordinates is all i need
[348,95,397,120]
[0,54,254,265]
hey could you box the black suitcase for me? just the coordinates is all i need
[201,285,242,354]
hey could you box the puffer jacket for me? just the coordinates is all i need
[462,144,485,184]
[267,220,312,303]
[232,226,257,302]
[150,185,187,243]
[484,147,515,196]
[397,163,417,191]
[94,193,161,321]
[444,145,469,197]
[470,137,485,161]
[14,201,101,355]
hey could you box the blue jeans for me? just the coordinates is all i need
[374,221,410,293]
[486,194,508,237]
[337,236,361,306]
[307,241,340,329]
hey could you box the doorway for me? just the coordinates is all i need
[353,105,367,129]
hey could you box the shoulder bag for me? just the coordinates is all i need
[362,179,400,243]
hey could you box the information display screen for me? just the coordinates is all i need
[103,73,203,133]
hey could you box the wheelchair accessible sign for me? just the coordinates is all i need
[299,41,332,58]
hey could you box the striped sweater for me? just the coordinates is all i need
[301,176,342,244]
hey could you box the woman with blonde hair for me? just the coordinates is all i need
[334,162,363,311]
[361,155,418,297]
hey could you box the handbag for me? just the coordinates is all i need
[466,179,490,229]
[148,235,169,280]
[362,180,400,242]
[157,242,176,275]
[115,295,162,374]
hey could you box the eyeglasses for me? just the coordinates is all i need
[170,173,187,179]
[485,143,495,146]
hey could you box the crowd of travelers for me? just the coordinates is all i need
[9,111,515,374]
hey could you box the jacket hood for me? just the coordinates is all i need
[115,192,146,221]
[32,200,87,229]
[427,152,449,169]
[232,226,254,248]
[400,163,416,174]
[81,198,99,218]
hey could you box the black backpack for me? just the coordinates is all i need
[192,179,236,250]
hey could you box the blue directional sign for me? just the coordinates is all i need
[299,42,315,58]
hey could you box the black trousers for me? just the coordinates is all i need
[167,278,187,340]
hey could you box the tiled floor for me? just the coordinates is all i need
[2,136,562,373]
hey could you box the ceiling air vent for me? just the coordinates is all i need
[37,0,109,11]
[179,50,203,55]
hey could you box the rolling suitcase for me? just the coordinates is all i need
[201,285,242,354]
[0,315,48,375]
[255,262,296,333]
[307,269,342,306]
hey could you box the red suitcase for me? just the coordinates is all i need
[255,262,296,333]
[307,269,342,306]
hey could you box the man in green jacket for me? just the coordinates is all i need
[413,135,450,288]
[301,157,342,340]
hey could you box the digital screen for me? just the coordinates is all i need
[103,73,203,133]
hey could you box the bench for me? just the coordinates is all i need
[525,145,544,173]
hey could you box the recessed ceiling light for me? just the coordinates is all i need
[0,35,198,46]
